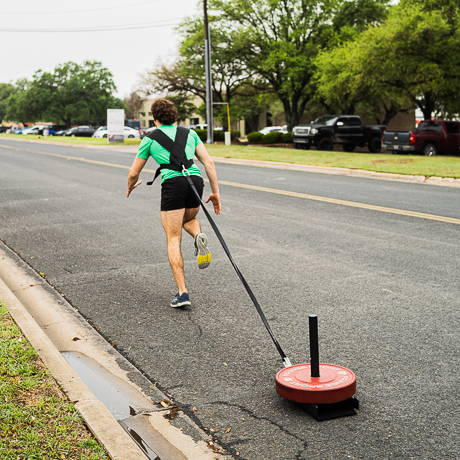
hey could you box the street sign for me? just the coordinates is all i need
[107,109,125,143]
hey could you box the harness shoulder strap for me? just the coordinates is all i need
[148,128,175,151]
[146,127,193,185]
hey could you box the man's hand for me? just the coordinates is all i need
[205,192,221,214]
[126,157,147,198]
[126,180,142,198]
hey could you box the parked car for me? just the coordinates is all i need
[55,129,70,136]
[121,126,141,139]
[190,123,208,130]
[22,125,46,135]
[293,115,385,152]
[93,126,140,139]
[64,126,95,137]
[39,124,66,135]
[383,120,460,156]
[259,125,288,135]
[125,119,141,130]
[142,126,157,138]
[13,127,27,134]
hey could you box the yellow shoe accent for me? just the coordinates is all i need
[197,252,212,269]
[195,232,211,269]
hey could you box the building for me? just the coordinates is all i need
[135,96,206,129]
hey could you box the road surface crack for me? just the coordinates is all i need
[185,310,203,338]
[207,400,308,445]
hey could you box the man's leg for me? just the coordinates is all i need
[182,207,200,237]
[182,207,211,269]
[161,208,187,294]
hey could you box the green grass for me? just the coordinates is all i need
[1,133,459,178]
[0,133,139,146]
[206,144,460,178]
[0,302,109,459]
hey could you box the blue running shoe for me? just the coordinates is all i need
[170,292,191,308]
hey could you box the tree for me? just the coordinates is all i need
[5,61,122,125]
[364,2,460,119]
[314,25,412,124]
[333,0,390,35]
[4,79,32,124]
[140,18,259,129]
[167,94,196,121]
[315,1,460,121]
[0,83,16,122]
[209,0,342,129]
[124,91,143,119]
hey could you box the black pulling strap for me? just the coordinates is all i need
[182,170,290,366]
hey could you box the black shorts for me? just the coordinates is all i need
[160,175,204,211]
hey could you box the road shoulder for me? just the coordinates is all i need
[0,243,230,460]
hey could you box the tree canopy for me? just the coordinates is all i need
[5,61,123,126]
[0,83,16,122]
[139,17,263,129]
[209,0,339,129]
[141,0,393,129]
[314,0,460,121]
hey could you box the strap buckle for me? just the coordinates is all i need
[182,165,190,176]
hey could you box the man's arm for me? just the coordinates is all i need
[195,143,221,214]
[126,157,147,197]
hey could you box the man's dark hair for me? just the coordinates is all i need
[151,98,178,125]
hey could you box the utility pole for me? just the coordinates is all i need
[203,0,214,143]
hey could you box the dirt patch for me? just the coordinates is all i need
[371,159,413,165]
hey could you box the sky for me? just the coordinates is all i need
[0,0,201,98]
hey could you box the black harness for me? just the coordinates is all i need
[146,126,194,185]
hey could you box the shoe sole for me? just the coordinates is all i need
[170,300,191,308]
[196,233,211,269]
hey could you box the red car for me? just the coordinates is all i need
[383,120,460,156]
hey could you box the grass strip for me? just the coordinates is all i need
[0,301,109,459]
[206,145,460,179]
[0,133,139,146]
[1,134,459,178]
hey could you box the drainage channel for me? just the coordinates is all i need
[62,351,163,460]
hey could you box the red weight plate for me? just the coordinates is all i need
[275,363,356,404]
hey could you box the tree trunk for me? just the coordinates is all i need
[381,104,400,126]
[419,92,436,120]
[281,97,306,131]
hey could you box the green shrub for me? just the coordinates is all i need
[281,132,293,143]
[194,129,239,142]
[247,131,292,144]
[247,132,265,143]
[263,131,283,143]
[194,129,207,141]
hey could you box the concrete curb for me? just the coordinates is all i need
[0,244,230,460]
[0,278,146,460]
[1,136,459,188]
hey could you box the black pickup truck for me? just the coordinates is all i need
[292,115,385,152]
[383,120,460,156]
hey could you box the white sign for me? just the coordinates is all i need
[107,108,125,143]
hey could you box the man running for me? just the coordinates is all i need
[126,98,221,308]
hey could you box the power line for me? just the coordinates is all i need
[2,0,158,15]
[0,21,183,33]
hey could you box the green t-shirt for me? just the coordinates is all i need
[136,125,202,183]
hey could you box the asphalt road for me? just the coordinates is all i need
[1,138,459,459]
